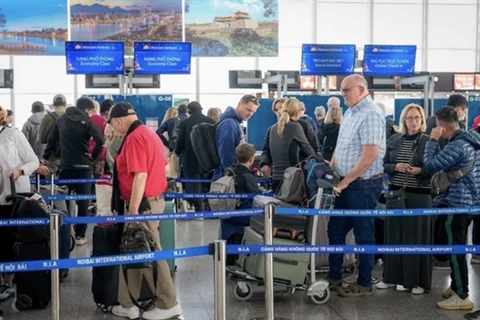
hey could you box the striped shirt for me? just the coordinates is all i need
[392,139,419,188]
[334,96,386,179]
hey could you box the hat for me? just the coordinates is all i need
[187,101,202,113]
[52,94,66,106]
[31,101,45,112]
[107,102,136,123]
[473,115,480,129]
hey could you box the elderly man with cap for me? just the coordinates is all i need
[315,106,326,149]
[108,102,182,320]
[22,101,46,160]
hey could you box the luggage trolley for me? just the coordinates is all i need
[226,183,334,305]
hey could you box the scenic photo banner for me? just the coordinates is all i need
[70,0,183,47]
[185,0,278,57]
[0,0,68,56]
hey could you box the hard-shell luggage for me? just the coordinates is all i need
[54,209,75,281]
[252,195,296,209]
[315,220,356,269]
[161,200,176,274]
[239,226,310,287]
[13,242,51,310]
[91,225,155,312]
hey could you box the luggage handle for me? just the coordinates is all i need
[273,228,297,240]
[272,257,299,266]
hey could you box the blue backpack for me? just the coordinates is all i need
[302,156,333,203]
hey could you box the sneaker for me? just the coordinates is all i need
[471,255,480,264]
[0,286,14,302]
[411,287,424,295]
[437,293,474,311]
[325,276,343,289]
[337,283,373,298]
[396,285,409,292]
[433,260,451,270]
[112,305,140,319]
[75,236,87,246]
[375,281,395,290]
[442,287,455,299]
[143,303,183,320]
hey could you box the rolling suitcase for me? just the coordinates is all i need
[249,214,307,242]
[91,225,155,312]
[53,209,75,281]
[13,242,51,310]
[161,200,176,274]
[239,226,310,287]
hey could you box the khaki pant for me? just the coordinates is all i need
[118,198,177,309]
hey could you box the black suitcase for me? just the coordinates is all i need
[13,242,51,310]
[55,210,75,281]
[91,225,155,312]
[250,214,308,242]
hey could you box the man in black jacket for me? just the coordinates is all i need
[175,102,215,211]
[156,103,188,152]
[43,96,104,246]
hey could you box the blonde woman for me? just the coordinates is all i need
[269,98,315,191]
[207,107,221,123]
[321,107,342,161]
[377,103,432,294]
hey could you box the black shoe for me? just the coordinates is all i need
[465,310,480,320]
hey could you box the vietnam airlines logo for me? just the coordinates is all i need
[143,44,150,50]
[373,47,379,52]
[75,44,82,50]
[310,46,318,52]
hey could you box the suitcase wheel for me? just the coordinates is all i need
[309,287,330,305]
[233,282,253,301]
[15,295,33,311]
[96,303,113,313]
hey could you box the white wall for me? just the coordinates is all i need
[4,0,479,129]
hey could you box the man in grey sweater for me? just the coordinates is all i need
[22,101,46,160]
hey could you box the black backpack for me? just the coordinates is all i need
[46,112,61,157]
[168,117,181,152]
[190,121,222,172]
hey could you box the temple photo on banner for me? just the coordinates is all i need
[70,0,183,47]
[0,0,68,56]
[185,0,278,57]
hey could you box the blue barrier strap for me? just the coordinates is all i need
[43,194,97,201]
[275,206,480,217]
[175,178,270,184]
[31,178,110,185]
[227,244,480,255]
[0,208,263,227]
[163,192,273,199]
[0,246,209,273]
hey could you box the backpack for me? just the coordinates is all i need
[46,112,61,157]
[275,166,307,206]
[208,168,237,211]
[190,121,222,172]
[168,117,181,152]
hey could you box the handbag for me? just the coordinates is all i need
[119,224,155,269]
[431,157,475,196]
[385,140,417,209]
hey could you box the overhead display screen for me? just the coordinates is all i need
[300,44,356,76]
[65,41,124,75]
[363,45,417,77]
[134,42,191,75]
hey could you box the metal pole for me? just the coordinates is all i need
[50,174,55,208]
[213,240,227,320]
[50,213,61,320]
[264,204,275,320]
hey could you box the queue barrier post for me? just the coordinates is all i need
[213,240,227,320]
[50,212,61,320]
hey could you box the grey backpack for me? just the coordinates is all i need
[208,168,238,211]
[275,167,306,205]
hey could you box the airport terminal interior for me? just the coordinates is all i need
[2,0,480,319]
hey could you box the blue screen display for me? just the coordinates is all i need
[301,44,356,76]
[134,42,191,75]
[363,45,417,76]
[65,41,124,75]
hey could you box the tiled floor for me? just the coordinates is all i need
[2,219,480,320]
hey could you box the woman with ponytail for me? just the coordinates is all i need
[269,98,315,191]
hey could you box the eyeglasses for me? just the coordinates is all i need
[406,116,422,122]
[241,94,259,104]
[340,85,360,94]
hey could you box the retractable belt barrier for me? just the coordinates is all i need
[30,177,271,185]
[42,193,273,202]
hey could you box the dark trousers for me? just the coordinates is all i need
[184,173,209,212]
[434,213,449,262]
[328,178,383,287]
[59,169,93,238]
[437,213,474,299]
[472,215,480,245]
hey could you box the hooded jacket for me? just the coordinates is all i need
[213,107,244,181]
[22,112,46,160]
[43,107,104,169]
[424,130,480,207]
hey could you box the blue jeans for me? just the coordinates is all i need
[328,178,383,287]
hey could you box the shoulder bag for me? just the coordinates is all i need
[431,156,476,197]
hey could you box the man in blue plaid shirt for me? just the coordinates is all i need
[326,74,386,298]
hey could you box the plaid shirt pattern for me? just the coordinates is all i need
[334,96,386,179]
